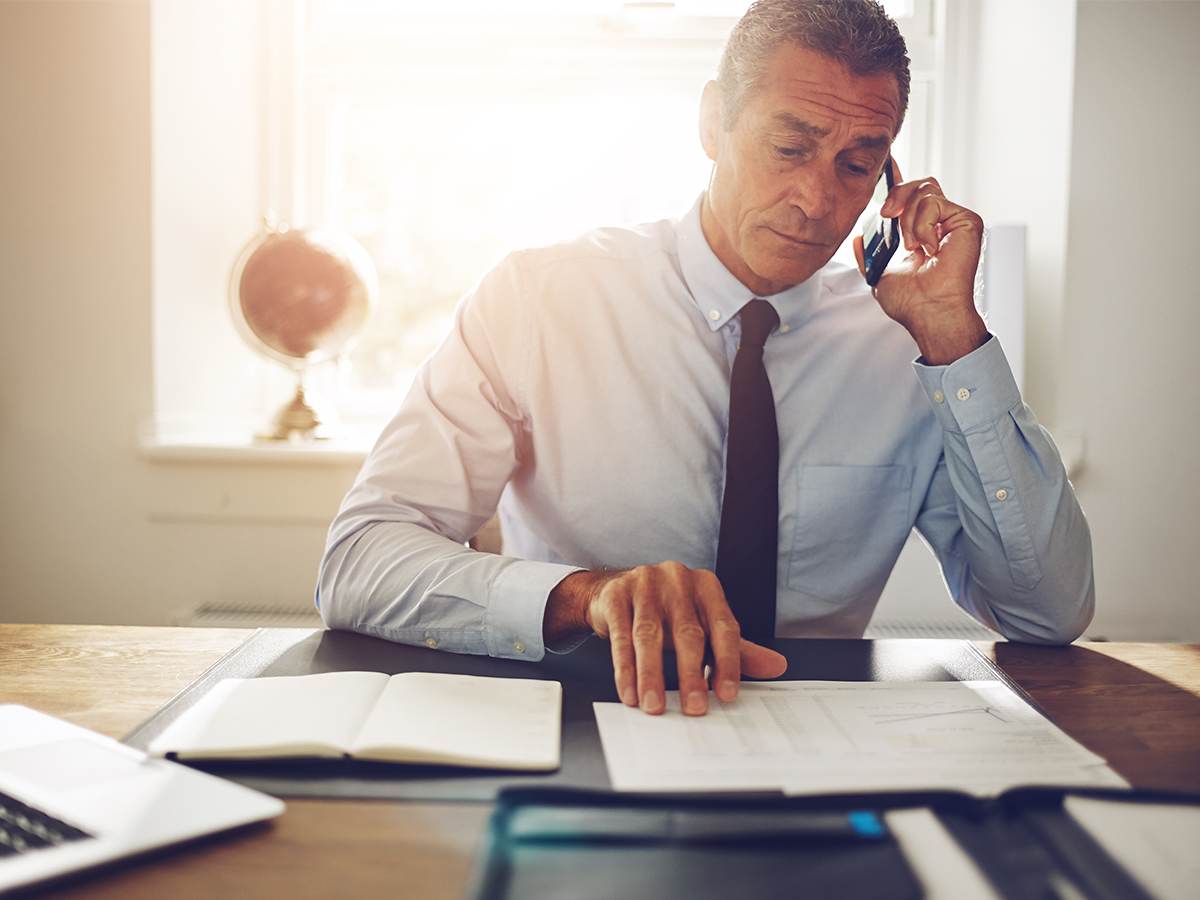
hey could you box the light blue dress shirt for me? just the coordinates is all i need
[318,194,1094,658]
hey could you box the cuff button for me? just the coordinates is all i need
[513,641,526,653]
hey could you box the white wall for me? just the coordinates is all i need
[0,1,158,624]
[0,1,354,627]
[953,0,1077,423]
[1057,0,1200,640]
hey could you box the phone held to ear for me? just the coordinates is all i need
[862,157,899,287]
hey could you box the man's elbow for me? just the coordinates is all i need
[315,529,365,632]
[995,578,1095,646]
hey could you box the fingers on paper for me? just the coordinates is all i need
[594,562,742,716]
[600,586,639,709]
[695,575,743,706]
[590,566,667,714]
[629,573,668,715]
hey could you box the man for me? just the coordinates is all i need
[318,0,1093,718]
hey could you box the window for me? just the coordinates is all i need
[151,0,939,444]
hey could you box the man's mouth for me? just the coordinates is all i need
[766,227,827,248]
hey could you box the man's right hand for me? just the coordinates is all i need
[543,563,788,716]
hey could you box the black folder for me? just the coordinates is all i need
[469,788,924,900]
[467,786,1197,900]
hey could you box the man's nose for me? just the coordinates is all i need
[787,162,836,220]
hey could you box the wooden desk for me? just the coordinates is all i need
[2,624,1198,899]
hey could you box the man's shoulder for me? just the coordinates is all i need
[464,215,686,322]
[508,217,679,275]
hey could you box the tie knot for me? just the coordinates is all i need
[738,299,779,349]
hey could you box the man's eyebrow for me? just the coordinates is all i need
[769,114,891,150]
[770,112,829,137]
[849,134,891,151]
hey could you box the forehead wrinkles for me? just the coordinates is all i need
[754,46,900,134]
[772,76,898,129]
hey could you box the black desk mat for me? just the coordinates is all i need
[122,630,1030,802]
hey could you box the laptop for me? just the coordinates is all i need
[0,705,284,894]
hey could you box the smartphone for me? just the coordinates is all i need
[861,157,899,287]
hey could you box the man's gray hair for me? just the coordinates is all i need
[717,0,910,134]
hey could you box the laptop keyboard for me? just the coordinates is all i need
[0,791,93,857]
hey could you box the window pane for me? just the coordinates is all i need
[333,90,712,390]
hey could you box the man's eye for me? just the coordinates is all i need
[776,146,807,159]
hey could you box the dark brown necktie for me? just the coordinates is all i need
[715,299,779,645]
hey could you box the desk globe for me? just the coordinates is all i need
[230,219,377,440]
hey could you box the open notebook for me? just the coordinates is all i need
[145,671,563,771]
[0,705,284,894]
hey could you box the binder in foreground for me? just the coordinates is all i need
[466,786,1199,900]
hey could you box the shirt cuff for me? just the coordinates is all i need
[484,559,585,661]
[912,334,1023,434]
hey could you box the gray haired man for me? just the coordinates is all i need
[319,0,1093,718]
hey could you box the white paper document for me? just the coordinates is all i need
[1065,796,1200,900]
[594,681,1127,796]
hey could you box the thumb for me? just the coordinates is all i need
[739,639,788,679]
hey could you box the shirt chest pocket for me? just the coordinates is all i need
[786,465,915,606]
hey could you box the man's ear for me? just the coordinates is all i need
[699,80,723,163]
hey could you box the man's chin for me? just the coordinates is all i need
[747,253,829,292]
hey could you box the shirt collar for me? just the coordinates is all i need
[676,193,821,335]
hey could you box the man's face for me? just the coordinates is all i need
[700,43,901,296]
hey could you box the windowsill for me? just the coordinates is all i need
[138,422,383,467]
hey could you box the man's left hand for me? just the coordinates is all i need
[853,171,988,366]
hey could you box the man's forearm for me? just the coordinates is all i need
[318,520,579,659]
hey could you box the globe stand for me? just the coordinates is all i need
[229,217,377,445]
[258,373,341,442]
